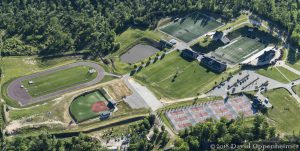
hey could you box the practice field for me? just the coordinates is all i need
[22,66,97,97]
[160,13,222,42]
[70,90,112,122]
[213,36,266,64]
[120,44,160,63]
[134,51,223,99]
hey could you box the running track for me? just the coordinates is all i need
[7,62,105,106]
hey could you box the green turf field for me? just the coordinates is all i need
[22,66,97,97]
[160,13,222,42]
[70,90,110,122]
[263,88,300,135]
[213,36,265,64]
[134,51,225,99]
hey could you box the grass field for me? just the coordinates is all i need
[292,84,300,97]
[134,51,225,99]
[22,66,97,97]
[1,56,77,83]
[160,13,222,42]
[213,36,265,64]
[256,67,300,84]
[263,88,300,135]
[70,90,111,122]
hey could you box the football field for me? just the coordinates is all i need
[213,36,266,64]
[160,13,222,42]
[22,66,97,97]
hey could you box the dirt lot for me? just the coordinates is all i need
[104,79,132,101]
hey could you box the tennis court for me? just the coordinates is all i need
[160,13,222,42]
[165,96,256,131]
[70,90,112,122]
[213,36,266,64]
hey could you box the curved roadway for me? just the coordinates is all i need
[7,62,105,106]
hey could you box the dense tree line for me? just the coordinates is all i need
[127,115,169,151]
[0,0,299,56]
[4,133,107,151]
[172,116,278,151]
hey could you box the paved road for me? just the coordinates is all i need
[7,62,105,106]
[122,74,163,111]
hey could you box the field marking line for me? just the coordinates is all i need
[221,36,242,49]
[275,67,291,82]
[242,49,259,59]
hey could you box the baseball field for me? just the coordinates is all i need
[70,90,112,122]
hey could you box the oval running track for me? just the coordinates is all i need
[7,62,105,106]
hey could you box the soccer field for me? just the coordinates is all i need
[70,90,111,122]
[22,66,97,97]
[134,51,223,99]
[160,13,222,42]
[213,36,266,64]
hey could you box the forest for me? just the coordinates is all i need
[4,133,107,151]
[0,0,299,56]
[173,116,300,151]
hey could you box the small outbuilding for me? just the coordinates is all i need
[169,39,177,45]
[213,31,230,44]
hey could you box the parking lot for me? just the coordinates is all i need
[208,70,284,96]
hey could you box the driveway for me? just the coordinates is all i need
[122,74,163,111]
[7,62,105,106]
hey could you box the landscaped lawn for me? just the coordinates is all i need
[256,67,300,84]
[22,66,97,97]
[286,62,300,71]
[292,85,300,97]
[134,51,226,99]
[276,66,300,81]
[263,88,300,135]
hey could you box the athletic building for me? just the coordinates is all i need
[213,31,230,44]
[181,49,199,60]
[200,56,227,73]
